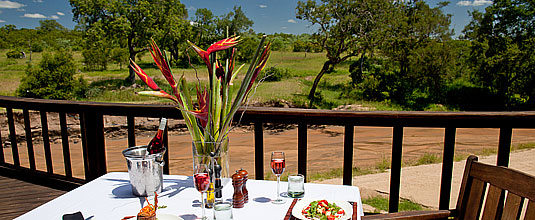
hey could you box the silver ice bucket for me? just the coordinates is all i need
[122,146,166,197]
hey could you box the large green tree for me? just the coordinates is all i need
[70,0,188,83]
[216,6,253,38]
[463,0,535,109]
[380,0,453,107]
[296,0,393,102]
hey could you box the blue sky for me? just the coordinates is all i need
[0,0,492,37]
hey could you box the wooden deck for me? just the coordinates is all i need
[0,175,67,220]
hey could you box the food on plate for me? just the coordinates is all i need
[301,200,345,220]
[122,193,159,220]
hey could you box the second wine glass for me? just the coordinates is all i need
[270,151,286,204]
[194,163,211,220]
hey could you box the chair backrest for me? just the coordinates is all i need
[455,155,535,220]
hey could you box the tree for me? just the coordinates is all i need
[70,0,188,83]
[17,50,85,99]
[463,0,535,109]
[379,0,453,108]
[216,6,253,37]
[37,20,68,33]
[296,0,392,103]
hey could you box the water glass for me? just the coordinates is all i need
[214,202,233,220]
[287,174,305,198]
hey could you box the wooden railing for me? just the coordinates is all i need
[1,95,535,213]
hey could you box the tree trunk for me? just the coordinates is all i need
[308,60,333,102]
[126,37,136,84]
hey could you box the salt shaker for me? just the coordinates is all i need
[231,172,244,208]
[238,169,248,203]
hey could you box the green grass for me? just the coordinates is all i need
[0,49,393,111]
[363,196,424,213]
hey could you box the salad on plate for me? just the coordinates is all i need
[301,200,346,220]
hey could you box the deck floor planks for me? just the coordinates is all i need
[0,175,67,220]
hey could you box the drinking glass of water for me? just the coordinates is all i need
[287,174,305,198]
[214,202,233,220]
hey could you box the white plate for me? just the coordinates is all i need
[292,199,353,220]
[156,213,184,220]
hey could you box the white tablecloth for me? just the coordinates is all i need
[16,172,363,220]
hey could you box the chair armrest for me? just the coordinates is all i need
[361,210,451,220]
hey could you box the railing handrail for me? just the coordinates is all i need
[1,95,535,213]
[2,95,535,127]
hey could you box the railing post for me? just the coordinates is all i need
[497,127,512,167]
[127,116,136,147]
[343,125,354,186]
[163,125,169,175]
[298,122,308,181]
[59,112,72,178]
[439,126,456,210]
[23,109,36,170]
[254,122,264,180]
[80,111,107,181]
[40,111,53,173]
[0,123,4,164]
[389,125,403,213]
[6,108,20,167]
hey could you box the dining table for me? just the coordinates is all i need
[15,172,364,220]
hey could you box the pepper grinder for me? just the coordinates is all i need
[214,164,222,202]
[238,168,249,203]
[231,172,245,208]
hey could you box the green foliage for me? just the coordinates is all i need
[6,50,23,59]
[16,50,86,100]
[463,0,535,110]
[70,0,188,82]
[263,67,289,82]
[413,153,441,166]
[444,79,502,110]
[363,196,423,212]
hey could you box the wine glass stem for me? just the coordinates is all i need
[276,175,281,201]
[201,192,206,219]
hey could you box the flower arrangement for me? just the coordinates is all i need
[130,36,271,155]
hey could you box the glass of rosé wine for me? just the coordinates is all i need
[194,163,211,219]
[271,151,286,204]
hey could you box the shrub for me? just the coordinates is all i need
[16,50,86,100]
[263,67,289,82]
[6,50,24,59]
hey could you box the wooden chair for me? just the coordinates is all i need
[362,155,535,220]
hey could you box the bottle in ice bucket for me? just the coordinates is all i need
[147,118,167,154]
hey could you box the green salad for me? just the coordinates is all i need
[301,200,345,220]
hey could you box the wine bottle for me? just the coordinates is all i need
[147,118,167,154]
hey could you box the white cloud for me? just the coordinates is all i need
[0,19,5,23]
[281,26,288,29]
[259,4,267,8]
[23,13,46,18]
[57,11,64,16]
[288,19,297,23]
[50,15,58,19]
[187,6,195,11]
[457,0,492,6]
[33,0,43,3]
[0,0,26,9]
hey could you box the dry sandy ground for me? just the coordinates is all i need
[316,148,535,209]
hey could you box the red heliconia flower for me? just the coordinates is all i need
[207,36,240,54]
[188,37,240,75]
[130,59,161,91]
[150,39,174,87]
[189,88,209,128]
[246,42,271,93]
[227,48,236,82]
